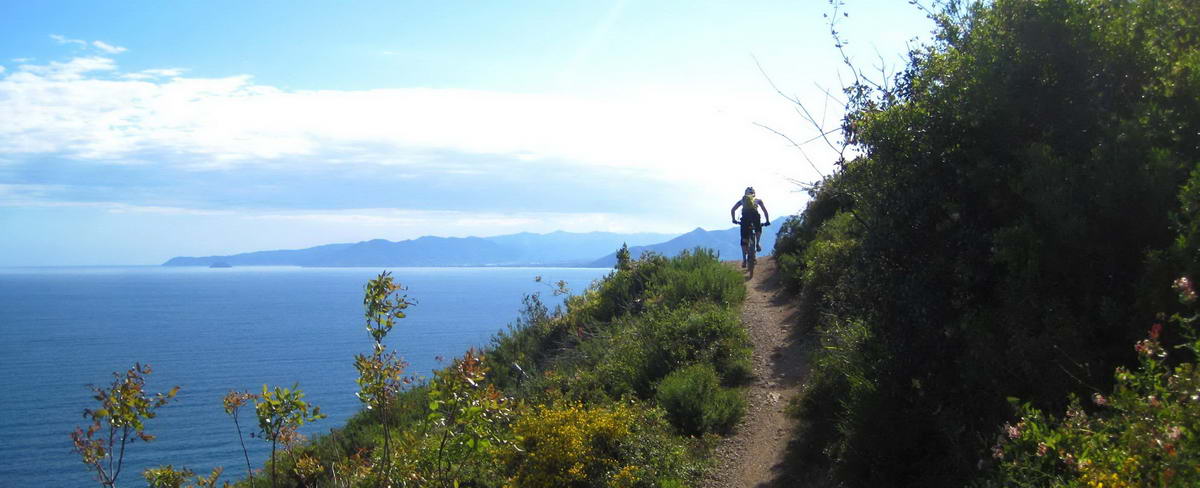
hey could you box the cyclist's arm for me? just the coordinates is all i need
[730,201,743,223]
[757,200,771,224]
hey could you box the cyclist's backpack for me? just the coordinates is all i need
[741,193,759,220]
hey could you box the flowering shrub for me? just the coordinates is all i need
[506,402,637,487]
[985,279,1200,487]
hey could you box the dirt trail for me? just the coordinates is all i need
[703,257,810,488]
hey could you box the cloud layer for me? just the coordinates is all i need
[0,50,830,263]
[1,54,816,188]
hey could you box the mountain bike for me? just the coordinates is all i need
[738,221,770,278]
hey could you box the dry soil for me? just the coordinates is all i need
[702,257,811,488]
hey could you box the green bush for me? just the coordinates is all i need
[640,304,752,387]
[487,293,564,393]
[506,250,751,403]
[552,302,753,401]
[772,0,1200,484]
[772,179,857,292]
[655,363,745,436]
[648,248,746,309]
[588,252,669,321]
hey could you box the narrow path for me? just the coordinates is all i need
[703,258,810,488]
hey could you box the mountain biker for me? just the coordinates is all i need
[731,186,770,268]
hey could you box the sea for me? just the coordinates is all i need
[0,265,610,488]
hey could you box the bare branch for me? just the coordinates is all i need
[752,122,827,180]
[814,83,846,107]
[752,55,803,106]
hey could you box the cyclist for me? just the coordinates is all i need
[731,186,770,268]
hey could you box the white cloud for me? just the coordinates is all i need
[122,68,185,80]
[0,57,830,217]
[50,34,87,46]
[92,41,128,54]
[144,68,184,77]
[15,56,116,80]
[51,35,127,55]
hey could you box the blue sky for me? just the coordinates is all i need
[0,1,931,265]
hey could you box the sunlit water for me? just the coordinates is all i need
[0,265,609,487]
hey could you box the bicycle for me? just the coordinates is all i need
[736,220,770,278]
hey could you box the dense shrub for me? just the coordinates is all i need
[587,252,669,322]
[774,0,1200,485]
[486,293,561,393]
[773,178,858,293]
[489,249,749,404]
[647,248,746,309]
[639,305,752,387]
[655,363,745,436]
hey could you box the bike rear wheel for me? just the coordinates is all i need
[747,233,758,276]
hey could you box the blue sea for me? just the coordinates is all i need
[0,265,610,488]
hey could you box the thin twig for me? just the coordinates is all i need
[752,122,827,180]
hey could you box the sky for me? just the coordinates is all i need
[0,1,933,265]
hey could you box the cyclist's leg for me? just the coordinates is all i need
[739,222,752,267]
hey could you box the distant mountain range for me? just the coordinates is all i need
[162,226,781,268]
[587,225,780,267]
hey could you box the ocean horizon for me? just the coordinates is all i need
[0,265,610,487]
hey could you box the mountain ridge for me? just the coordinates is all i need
[587,225,780,267]
[163,230,674,267]
[163,227,779,268]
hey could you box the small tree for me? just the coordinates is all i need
[422,348,514,486]
[616,242,632,271]
[70,363,179,487]
[354,271,413,485]
[222,390,257,480]
[254,383,324,488]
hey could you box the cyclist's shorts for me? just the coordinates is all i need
[740,218,762,243]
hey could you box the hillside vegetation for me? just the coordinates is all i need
[76,249,753,488]
[772,0,1199,485]
[259,249,750,487]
